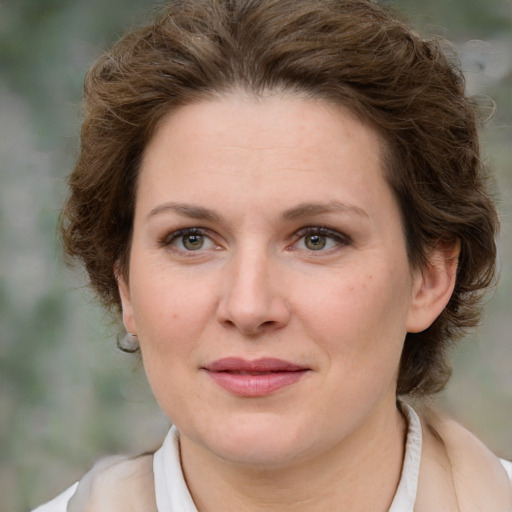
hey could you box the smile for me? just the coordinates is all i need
[203,358,309,397]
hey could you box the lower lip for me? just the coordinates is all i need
[206,370,308,397]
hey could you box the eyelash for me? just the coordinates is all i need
[293,226,351,252]
[159,228,215,250]
[159,226,351,253]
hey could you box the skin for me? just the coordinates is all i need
[118,93,457,511]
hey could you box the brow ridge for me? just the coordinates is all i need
[282,201,369,220]
[147,202,224,222]
[147,200,368,223]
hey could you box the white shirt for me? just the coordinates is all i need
[32,405,512,512]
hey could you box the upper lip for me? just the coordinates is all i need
[204,357,308,373]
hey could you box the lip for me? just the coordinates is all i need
[203,357,309,397]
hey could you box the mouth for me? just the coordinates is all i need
[223,370,285,375]
[202,357,309,397]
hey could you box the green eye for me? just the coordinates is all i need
[304,234,327,250]
[294,227,351,253]
[182,234,204,250]
[162,228,219,254]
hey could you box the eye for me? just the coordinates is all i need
[162,228,218,252]
[294,227,350,252]
[181,233,205,250]
[304,233,329,250]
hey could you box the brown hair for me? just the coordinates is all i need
[61,0,499,396]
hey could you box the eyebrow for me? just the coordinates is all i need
[147,200,369,222]
[282,201,369,220]
[147,202,224,222]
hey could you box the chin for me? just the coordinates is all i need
[215,439,309,469]
[193,413,317,469]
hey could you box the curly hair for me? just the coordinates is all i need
[61,0,499,396]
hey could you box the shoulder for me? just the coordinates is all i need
[417,408,512,512]
[31,483,79,512]
[32,454,157,512]
[69,453,157,512]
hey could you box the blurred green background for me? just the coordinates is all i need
[0,0,510,510]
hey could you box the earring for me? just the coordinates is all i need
[117,332,140,353]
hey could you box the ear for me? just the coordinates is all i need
[406,240,460,333]
[115,264,137,335]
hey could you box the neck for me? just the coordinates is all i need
[179,398,407,512]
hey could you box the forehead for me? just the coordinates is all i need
[141,94,385,187]
[134,93,401,233]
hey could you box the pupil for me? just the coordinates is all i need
[306,234,326,250]
[183,234,204,250]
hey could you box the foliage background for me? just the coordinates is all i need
[0,0,510,510]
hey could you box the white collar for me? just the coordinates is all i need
[388,403,422,512]
[153,404,422,512]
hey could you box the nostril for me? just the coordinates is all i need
[219,316,285,337]
[215,272,291,334]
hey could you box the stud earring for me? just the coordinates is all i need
[117,332,140,353]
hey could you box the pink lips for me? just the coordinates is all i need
[203,357,308,397]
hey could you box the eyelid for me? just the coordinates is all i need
[159,227,219,249]
[289,226,352,254]
[294,226,351,245]
[158,225,350,253]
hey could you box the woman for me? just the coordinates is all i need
[35,0,512,510]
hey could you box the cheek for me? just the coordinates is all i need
[132,274,215,421]
[297,265,411,362]
[129,264,217,364]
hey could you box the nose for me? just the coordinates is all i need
[216,248,291,336]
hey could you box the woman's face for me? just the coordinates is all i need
[119,94,429,468]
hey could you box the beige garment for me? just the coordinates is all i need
[66,454,157,512]
[414,408,512,512]
[33,405,512,512]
